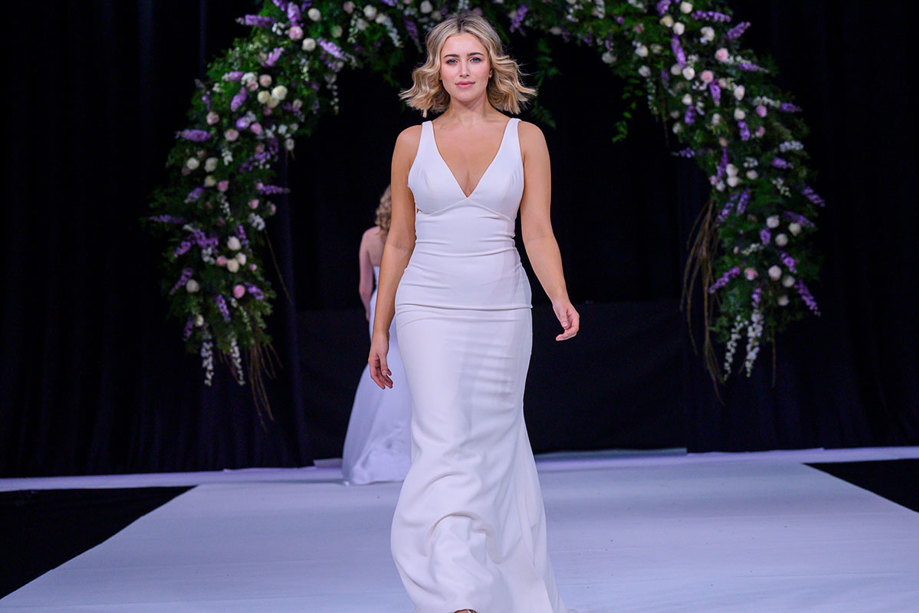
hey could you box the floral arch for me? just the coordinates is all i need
[147,0,824,406]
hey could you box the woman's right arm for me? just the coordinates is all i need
[368,126,420,389]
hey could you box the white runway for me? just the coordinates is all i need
[3,447,919,612]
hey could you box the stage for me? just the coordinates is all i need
[3,447,919,612]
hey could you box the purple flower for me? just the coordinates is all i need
[709,82,721,105]
[738,120,750,141]
[264,47,284,67]
[257,182,291,195]
[510,5,529,33]
[149,214,186,224]
[691,10,732,22]
[173,239,193,258]
[238,15,274,28]
[675,147,695,158]
[245,283,265,300]
[779,102,802,112]
[185,187,205,202]
[709,266,742,294]
[736,188,750,214]
[717,146,729,179]
[726,22,750,41]
[222,71,243,81]
[684,106,697,125]
[177,129,211,142]
[170,267,194,295]
[237,224,249,248]
[800,184,826,207]
[287,3,301,23]
[795,281,820,315]
[760,228,771,245]
[404,19,419,46]
[318,38,346,60]
[183,317,195,340]
[782,211,815,227]
[772,157,792,169]
[231,88,247,112]
[656,0,672,15]
[780,252,797,273]
[671,36,686,67]
[752,286,762,307]
[235,116,252,130]
[738,62,767,72]
[215,295,231,322]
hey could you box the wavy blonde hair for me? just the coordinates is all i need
[374,185,392,239]
[399,11,537,117]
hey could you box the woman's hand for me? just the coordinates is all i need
[552,299,580,341]
[368,332,393,389]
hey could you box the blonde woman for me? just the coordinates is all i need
[341,186,412,485]
[369,10,578,613]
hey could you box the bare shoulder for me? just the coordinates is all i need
[394,124,422,154]
[517,120,548,160]
[362,225,380,239]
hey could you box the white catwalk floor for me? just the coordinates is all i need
[4,447,919,612]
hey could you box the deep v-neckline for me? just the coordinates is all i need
[430,118,513,200]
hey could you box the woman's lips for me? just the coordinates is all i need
[457,82,474,88]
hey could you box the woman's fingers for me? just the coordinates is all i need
[555,306,579,341]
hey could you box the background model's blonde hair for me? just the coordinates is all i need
[399,11,537,117]
[375,185,392,239]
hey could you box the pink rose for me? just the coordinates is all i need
[744,267,758,280]
[233,284,246,299]
[250,123,262,136]
[224,128,239,142]
[249,199,260,209]
[206,112,220,125]
[249,263,258,272]
[288,26,303,40]
[715,48,729,62]
[756,105,767,117]
[217,180,229,192]
[263,106,273,116]
[246,80,259,92]
[216,256,227,267]
[700,70,714,84]
[756,126,766,137]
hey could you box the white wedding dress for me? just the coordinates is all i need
[391,117,568,612]
[342,264,413,485]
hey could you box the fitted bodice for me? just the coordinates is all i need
[395,117,531,310]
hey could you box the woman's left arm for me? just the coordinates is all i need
[518,121,580,341]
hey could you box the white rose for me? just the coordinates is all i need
[259,74,272,88]
[204,175,216,187]
[672,123,683,134]
[670,109,681,119]
[711,113,721,126]
[650,43,663,54]
[682,66,695,80]
[726,164,738,177]
[257,91,271,104]
[726,176,741,187]
[660,15,674,27]
[768,266,782,280]
[331,24,343,38]
[271,85,288,100]
[343,1,355,13]
[601,52,616,64]
[734,108,746,120]
[302,38,316,51]
[204,157,218,172]
[308,7,321,21]
[777,295,790,306]
[194,314,205,327]
[782,275,796,288]
[285,138,295,151]
[681,93,693,105]
[775,233,789,247]
[789,222,802,235]
[241,72,257,85]
[638,65,651,77]
[236,253,247,265]
[185,158,200,170]
[227,236,241,251]
[363,5,377,20]
[267,96,281,108]
[680,2,693,13]
[701,26,715,40]
[673,22,685,35]
[185,279,200,293]
[420,1,432,13]
[635,44,649,57]
[734,85,746,100]
[746,170,758,180]
[356,17,368,31]
[766,215,780,228]
[226,259,240,273]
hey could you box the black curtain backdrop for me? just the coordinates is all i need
[1,1,916,477]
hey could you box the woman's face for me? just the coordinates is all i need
[439,33,491,102]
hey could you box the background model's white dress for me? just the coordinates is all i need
[342,265,413,485]
[392,118,568,613]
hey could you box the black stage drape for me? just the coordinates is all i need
[1,1,916,476]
